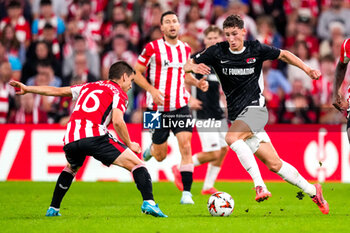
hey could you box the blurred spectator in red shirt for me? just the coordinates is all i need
[279,79,318,124]
[0,0,31,48]
[285,14,319,58]
[0,62,16,123]
[31,0,66,43]
[256,15,282,49]
[287,41,320,91]
[101,35,137,80]
[183,4,209,42]
[0,24,26,63]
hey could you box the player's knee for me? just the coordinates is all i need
[268,160,282,173]
[225,134,239,146]
[153,150,167,162]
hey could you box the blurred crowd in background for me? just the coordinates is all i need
[0,0,349,125]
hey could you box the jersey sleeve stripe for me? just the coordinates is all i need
[78,119,86,140]
[176,45,183,109]
[152,40,162,111]
[85,120,94,138]
[164,44,174,112]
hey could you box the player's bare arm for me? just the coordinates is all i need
[112,108,141,154]
[332,61,349,113]
[278,50,321,80]
[9,80,72,97]
[184,58,211,75]
[185,73,209,92]
[134,63,165,105]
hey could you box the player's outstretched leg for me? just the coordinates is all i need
[46,165,77,216]
[311,184,329,214]
[229,139,270,202]
[131,164,167,217]
[255,142,329,214]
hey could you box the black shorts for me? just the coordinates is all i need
[63,134,128,169]
[151,106,193,144]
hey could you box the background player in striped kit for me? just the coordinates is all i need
[10,61,167,218]
[185,15,329,214]
[333,38,350,140]
[190,25,229,195]
[134,11,208,204]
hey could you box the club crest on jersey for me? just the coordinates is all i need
[246,57,256,64]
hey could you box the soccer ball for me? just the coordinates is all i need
[207,192,234,217]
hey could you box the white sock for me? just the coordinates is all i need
[192,154,201,166]
[277,161,316,197]
[203,164,221,190]
[49,206,59,211]
[145,200,156,205]
[230,140,266,188]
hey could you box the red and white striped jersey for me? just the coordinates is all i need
[0,83,14,123]
[137,38,191,112]
[340,38,350,64]
[64,80,128,145]
[0,16,31,43]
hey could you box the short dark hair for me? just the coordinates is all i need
[37,59,52,68]
[223,15,244,29]
[40,0,52,6]
[204,25,223,36]
[160,11,178,24]
[7,0,21,8]
[108,61,135,80]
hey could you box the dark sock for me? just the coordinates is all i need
[132,167,154,201]
[50,171,74,208]
[181,171,193,192]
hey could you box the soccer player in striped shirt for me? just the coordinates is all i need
[333,38,350,139]
[10,61,167,218]
[134,11,209,204]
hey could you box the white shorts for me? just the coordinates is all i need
[197,119,229,152]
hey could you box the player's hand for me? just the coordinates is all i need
[129,142,141,154]
[332,93,348,113]
[9,81,27,95]
[150,88,165,106]
[192,63,211,75]
[307,68,321,80]
[189,97,202,110]
[197,77,209,92]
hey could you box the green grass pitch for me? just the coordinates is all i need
[1,181,349,233]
